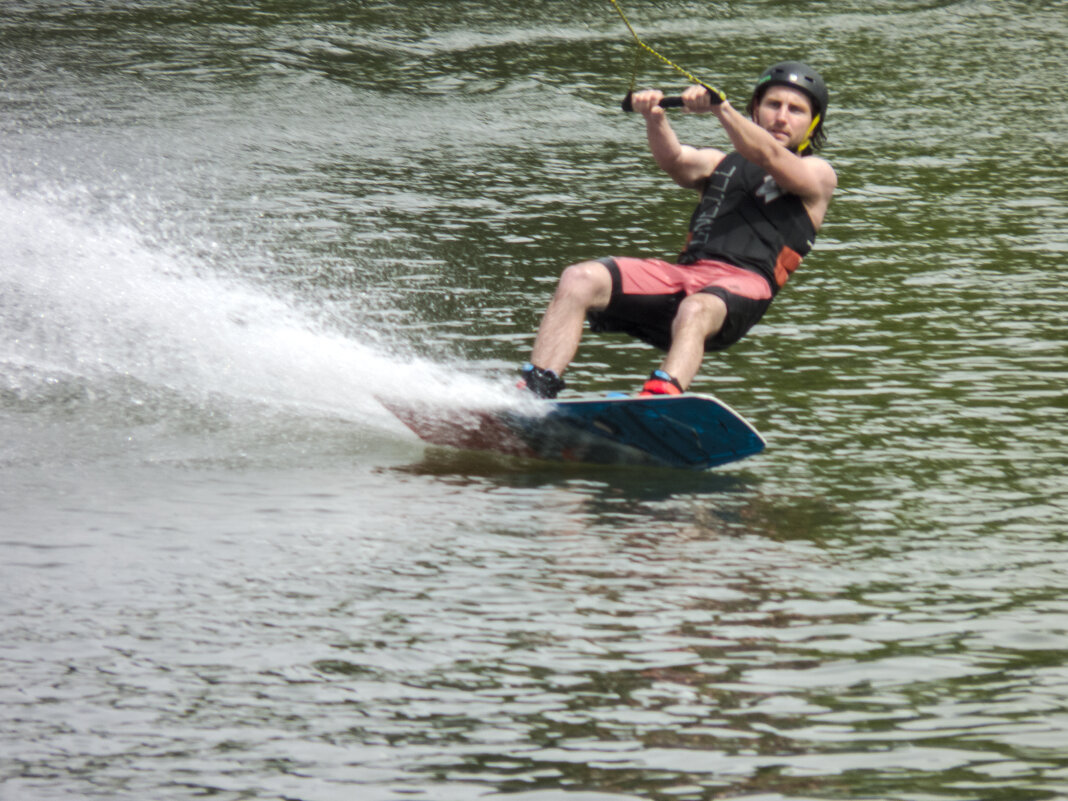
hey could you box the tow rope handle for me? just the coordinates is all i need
[621,92,683,112]
[620,88,722,112]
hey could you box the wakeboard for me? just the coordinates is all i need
[380,393,765,470]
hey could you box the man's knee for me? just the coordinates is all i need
[556,260,612,308]
[674,292,727,336]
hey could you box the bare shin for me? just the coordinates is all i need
[529,261,612,376]
[659,293,727,390]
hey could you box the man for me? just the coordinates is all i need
[518,62,837,399]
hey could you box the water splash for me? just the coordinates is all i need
[0,189,515,432]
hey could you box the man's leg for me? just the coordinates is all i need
[656,292,727,390]
[529,260,613,376]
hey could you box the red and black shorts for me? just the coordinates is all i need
[586,256,774,352]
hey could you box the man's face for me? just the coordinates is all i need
[754,85,815,150]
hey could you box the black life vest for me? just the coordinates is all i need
[679,152,817,294]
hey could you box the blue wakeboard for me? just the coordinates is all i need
[382,393,765,471]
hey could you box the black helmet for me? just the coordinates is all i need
[752,61,828,118]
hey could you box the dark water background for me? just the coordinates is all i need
[2,1,1067,799]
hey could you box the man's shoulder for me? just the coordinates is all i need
[807,155,838,195]
[807,154,836,177]
[676,146,728,191]
[700,146,729,172]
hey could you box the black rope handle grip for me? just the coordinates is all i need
[621,89,722,112]
[621,92,685,112]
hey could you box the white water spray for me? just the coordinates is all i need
[0,190,516,428]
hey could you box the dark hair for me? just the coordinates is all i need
[746,61,828,154]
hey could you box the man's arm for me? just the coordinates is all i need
[630,89,724,190]
[681,86,837,228]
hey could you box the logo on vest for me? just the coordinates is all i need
[755,175,783,204]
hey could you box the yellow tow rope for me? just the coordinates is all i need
[606,0,726,103]
[797,114,820,155]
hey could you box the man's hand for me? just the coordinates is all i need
[629,89,666,119]
[681,85,721,114]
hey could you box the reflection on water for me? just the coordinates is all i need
[2,1,1067,800]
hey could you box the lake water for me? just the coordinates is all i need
[2,2,1067,800]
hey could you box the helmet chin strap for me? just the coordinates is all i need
[797,112,821,155]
